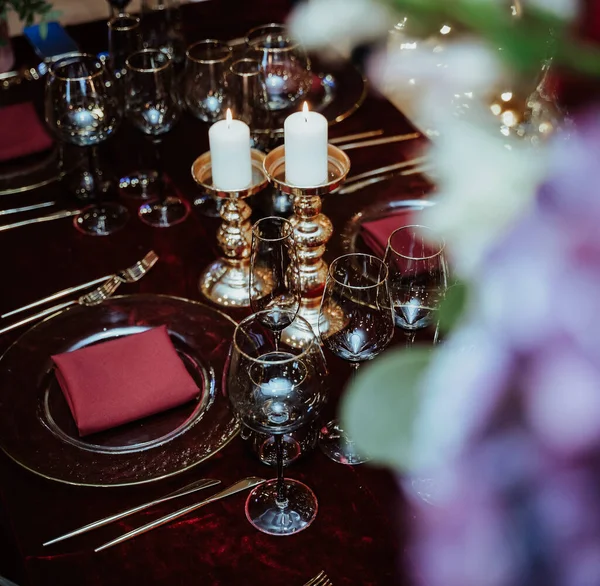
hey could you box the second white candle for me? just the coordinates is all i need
[284,103,328,187]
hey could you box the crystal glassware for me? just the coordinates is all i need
[183,39,232,123]
[227,311,327,535]
[318,253,394,464]
[140,0,185,62]
[383,225,447,332]
[106,0,132,17]
[124,49,189,227]
[245,23,311,111]
[108,13,142,81]
[228,58,272,151]
[250,216,300,350]
[45,53,129,236]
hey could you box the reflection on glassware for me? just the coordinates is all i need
[228,58,272,151]
[106,0,132,18]
[45,53,128,236]
[384,225,447,331]
[227,310,327,535]
[241,419,320,466]
[125,49,189,227]
[318,253,394,464]
[184,39,232,123]
[140,0,185,62]
[108,13,141,81]
[245,23,311,111]
[250,216,300,350]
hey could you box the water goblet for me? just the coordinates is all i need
[250,216,300,351]
[245,23,311,111]
[228,58,272,151]
[183,39,232,123]
[383,225,447,338]
[108,14,142,81]
[140,0,185,62]
[318,253,394,464]
[227,311,327,535]
[125,48,189,227]
[45,53,129,236]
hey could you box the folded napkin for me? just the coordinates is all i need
[361,214,409,258]
[52,326,199,437]
[0,102,53,162]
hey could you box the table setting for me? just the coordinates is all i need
[5,0,598,582]
[0,0,442,584]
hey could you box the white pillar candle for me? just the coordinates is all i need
[284,102,328,187]
[208,109,253,191]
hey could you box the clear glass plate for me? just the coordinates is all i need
[0,294,239,487]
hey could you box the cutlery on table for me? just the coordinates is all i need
[1,251,159,320]
[329,129,384,145]
[303,570,333,586]
[43,478,221,546]
[0,201,57,216]
[338,132,421,151]
[94,477,266,552]
[0,209,83,232]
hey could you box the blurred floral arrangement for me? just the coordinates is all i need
[290,1,600,585]
[0,0,56,28]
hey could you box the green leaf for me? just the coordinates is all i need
[341,346,431,472]
[437,279,468,334]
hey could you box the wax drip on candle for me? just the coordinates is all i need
[226,108,232,129]
[303,101,309,123]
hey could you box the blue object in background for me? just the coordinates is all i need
[23,22,79,62]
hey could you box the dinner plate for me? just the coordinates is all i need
[0,294,239,487]
[342,197,435,256]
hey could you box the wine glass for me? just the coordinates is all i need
[228,58,272,151]
[45,53,129,236]
[318,253,394,464]
[140,0,185,62]
[227,311,327,535]
[108,14,142,81]
[106,0,132,17]
[124,48,189,227]
[249,216,300,350]
[183,40,232,123]
[244,23,311,111]
[383,225,447,338]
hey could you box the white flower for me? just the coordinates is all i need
[288,0,394,53]
[422,113,547,278]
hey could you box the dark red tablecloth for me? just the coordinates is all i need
[0,2,431,584]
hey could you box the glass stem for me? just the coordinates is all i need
[88,146,101,201]
[274,434,288,508]
[153,138,166,205]
[350,361,360,381]
[273,330,281,352]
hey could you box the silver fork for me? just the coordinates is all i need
[303,571,333,586]
[1,251,158,319]
[0,278,123,336]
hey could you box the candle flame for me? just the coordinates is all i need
[303,101,309,122]
[226,108,232,127]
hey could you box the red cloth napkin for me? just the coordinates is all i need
[0,102,53,162]
[361,215,410,257]
[52,326,199,437]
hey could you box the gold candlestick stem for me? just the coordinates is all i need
[263,145,351,337]
[192,150,268,307]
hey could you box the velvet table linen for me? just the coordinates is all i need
[0,2,432,584]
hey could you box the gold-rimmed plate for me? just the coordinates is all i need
[0,294,239,487]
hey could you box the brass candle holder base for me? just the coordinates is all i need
[263,144,351,340]
[192,149,269,307]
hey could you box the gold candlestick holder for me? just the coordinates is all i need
[192,149,269,307]
[263,144,351,338]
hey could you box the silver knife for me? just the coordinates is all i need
[43,478,221,547]
[94,477,266,552]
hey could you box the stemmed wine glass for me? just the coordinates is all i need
[318,253,394,464]
[124,48,189,227]
[244,23,311,111]
[383,225,447,342]
[249,216,300,350]
[227,311,327,535]
[45,53,129,236]
[105,0,132,17]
